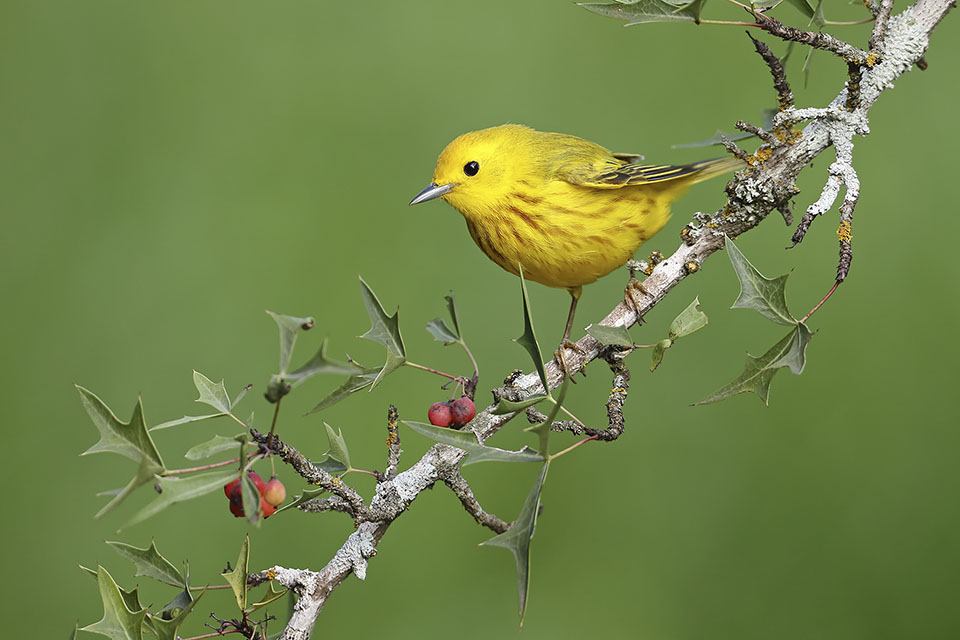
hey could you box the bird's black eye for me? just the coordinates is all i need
[463,161,480,177]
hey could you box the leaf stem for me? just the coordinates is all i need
[405,361,459,381]
[268,398,281,439]
[460,340,480,380]
[181,631,241,640]
[800,280,841,323]
[164,455,254,476]
[346,468,379,478]
[548,436,598,461]
[699,19,763,26]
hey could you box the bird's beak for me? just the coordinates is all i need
[409,182,456,206]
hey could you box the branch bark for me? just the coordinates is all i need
[262,2,954,637]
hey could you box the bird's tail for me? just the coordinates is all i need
[685,156,746,184]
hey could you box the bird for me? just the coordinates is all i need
[409,124,741,377]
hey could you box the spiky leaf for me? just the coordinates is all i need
[358,276,405,357]
[95,457,163,519]
[403,421,544,465]
[125,468,239,528]
[726,236,795,325]
[142,591,202,640]
[426,318,460,345]
[106,540,183,587]
[306,371,379,413]
[524,378,567,456]
[284,338,360,384]
[586,323,633,347]
[249,581,288,612]
[184,434,244,461]
[266,311,314,375]
[222,535,250,612]
[481,462,550,625]
[192,371,232,414]
[514,271,549,393]
[149,413,223,432]
[578,0,705,25]
[81,566,147,640]
[445,291,462,338]
[78,387,164,468]
[323,422,351,470]
[491,394,550,416]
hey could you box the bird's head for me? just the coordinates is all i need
[409,124,537,214]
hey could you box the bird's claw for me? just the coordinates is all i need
[624,277,649,325]
[554,339,585,383]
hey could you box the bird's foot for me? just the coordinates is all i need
[624,277,649,326]
[553,339,585,383]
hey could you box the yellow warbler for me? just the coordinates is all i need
[410,124,741,372]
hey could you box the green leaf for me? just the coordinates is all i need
[445,291,462,338]
[106,540,183,587]
[426,318,460,345]
[266,311,315,375]
[369,348,405,391]
[694,324,813,405]
[481,462,550,625]
[275,486,326,513]
[192,371,232,414]
[184,434,244,461]
[95,457,164,519]
[241,473,263,527]
[306,371,379,413]
[286,338,360,383]
[149,413,223,432]
[81,566,147,640]
[358,276,405,357]
[578,0,704,25]
[524,377,568,456]
[586,323,633,347]
[514,270,549,393]
[323,422,351,469]
[403,421,545,465]
[650,339,673,372]
[726,236,796,325]
[222,535,250,613]
[491,394,550,416]
[232,384,252,408]
[143,591,202,640]
[249,581,287,612]
[125,468,239,528]
[669,297,708,338]
[808,0,825,28]
[78,387,164,469]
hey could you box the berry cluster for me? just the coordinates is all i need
[224,471,286,519]
[427,396,476,428]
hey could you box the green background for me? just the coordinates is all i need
[2,1,958,638]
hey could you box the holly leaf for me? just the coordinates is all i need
[426,318,460,345]
[481,462,550,626]
[192,371,232,414]
[149,413,223,432]
[403,421,545,465]
[95,456,163,519]
[358,276,405,357]
[249,581,287,612]
[266,311,315,375]
[222,535,250,613]
[142,591,202,640]
[369,349,405,391]
[523,377,568,457]
[306,370,379,414]
[106,540,183,587]
[578,0,705,25]
[285,338,360,384]
[726,236,795,326]
[445,291,462,338]
[586,323,633,347]
[491,394,550,415]
[125,468,239,528]
[669,297,708,338]
[514,270,549,393]
[694,323,813,405]
[323,422,351,470]
[184,434,244,461]
[78,386,164,469]
[80,566,147,640]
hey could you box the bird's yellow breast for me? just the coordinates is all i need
[454,179,683,290]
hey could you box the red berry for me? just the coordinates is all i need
[450,396,476,425]
[229,500,245,517]
[261,497,277,518]
[263,478,286,507]
[224,477,241,498]
[428,401,454,428]
[229,483,243,506]
[247,471,266,493]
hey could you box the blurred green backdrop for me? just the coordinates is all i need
[2,1,958,638]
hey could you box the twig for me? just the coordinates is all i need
[384,404,401,481]
[746,32,793,110]
[442,467,511,533]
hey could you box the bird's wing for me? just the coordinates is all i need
[560,157,711,189]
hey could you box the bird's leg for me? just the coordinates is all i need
[623,259,651,326]
[554,288,585,382]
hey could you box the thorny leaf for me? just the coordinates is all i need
[514,269,550,394]
[249,581,288,612]
[481,462,550,626]
[150,413,223,432]
[403,421,545,465]
[524,377,568,457]
[445,291,462,338]
[323,422,352,470]
[80,566,147,640]
[694,323,813,405]
[78,386,164,469]
[192,370,232,415]
[95,457,163,519]
[586,323,633,347]
[426,318,460,345]
[125,468,240,528]
[266,311,315,375]
[284,338,360,384]
[142,591,202,640]
[306,370,379,414]
[726,236,796,326]
[106,540,183,587]
[222,535,250,613]
[358,276,407,390]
